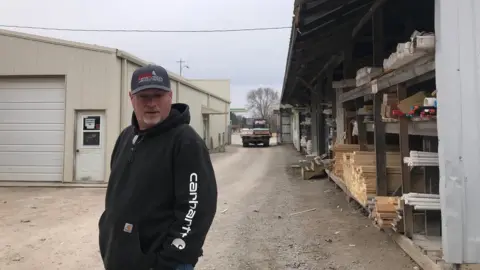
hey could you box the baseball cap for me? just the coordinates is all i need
[131,64,171,94]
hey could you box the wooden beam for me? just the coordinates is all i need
[372,7,384,66]
[332,79,356,89]
[397,84,414,238]
[339,54,435,103]
[297,33,353,64]
[365,121,438,137]
[308,54,343,85]
[373,92,387,195]
[300,3,372,37]
[351,0,389,38]
[297,76,314,91]
[389,232,442,270]
[355,98,367,150]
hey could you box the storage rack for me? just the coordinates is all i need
[332,49,441,267]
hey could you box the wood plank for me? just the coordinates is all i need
[339,53,435,103]
[390,232,442,270]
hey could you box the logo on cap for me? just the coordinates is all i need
[137,70,164,84]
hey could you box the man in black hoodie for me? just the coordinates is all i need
[98,64,218,270]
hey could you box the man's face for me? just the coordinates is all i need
[129,89,173,130]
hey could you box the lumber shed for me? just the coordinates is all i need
[281,0,480,268]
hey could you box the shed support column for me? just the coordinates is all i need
[372,7,385,66]
[355,98,367,150]
[311,85,319,155]
[318,80,326,155]
[343,43,356,145]
[374,92,387,195]
[398,84,413,238]
[335,89,345,144]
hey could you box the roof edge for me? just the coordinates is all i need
[0,28,231,104]
[0,28,116,54]
[116,50,230,104]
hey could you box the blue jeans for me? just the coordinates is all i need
[176,265,194,270]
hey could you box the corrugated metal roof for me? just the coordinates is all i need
[0,28,230,103]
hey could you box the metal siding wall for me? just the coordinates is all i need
[436,0,480,263]
[0,33,121,183]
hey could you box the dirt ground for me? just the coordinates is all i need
[0,139,417,270]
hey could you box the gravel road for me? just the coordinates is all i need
[0,140,416,270]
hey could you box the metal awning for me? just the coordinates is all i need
[201,106,226,115]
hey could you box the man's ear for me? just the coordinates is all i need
[129,91,133,100]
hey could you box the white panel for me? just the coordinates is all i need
[0,110,65,124]
[436,0,480,263]
[0,77,65,182]
[0,124,64,131]
[0,131,64,145]
[0,89,65,102]
[0,152,63,166]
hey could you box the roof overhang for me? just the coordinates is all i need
[281,0,379,106]
[201,106,226,115]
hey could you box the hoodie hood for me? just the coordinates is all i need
[131,103,191,136]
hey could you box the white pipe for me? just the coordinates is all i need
[405,199,440,204]
[404,193,440,198]
[414,205,441,210]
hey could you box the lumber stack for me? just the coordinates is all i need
[371,196,400,229]
[343,151,402,206]
[332,144,374,180]
[391,199,404,233]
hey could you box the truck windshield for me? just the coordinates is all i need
[253,120,268,129]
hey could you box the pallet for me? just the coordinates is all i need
[301,157,327,180]
[300,155,328,180]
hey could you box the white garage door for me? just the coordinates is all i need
[0,77,65,182]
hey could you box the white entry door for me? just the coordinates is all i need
[75,111,105,181]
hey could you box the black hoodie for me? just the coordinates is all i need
[98,103,218,270]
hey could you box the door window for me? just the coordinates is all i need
[82,116,101,147]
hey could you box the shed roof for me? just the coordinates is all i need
[281,0,375,105]
[0,28,230,104]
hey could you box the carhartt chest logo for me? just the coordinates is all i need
[123,223,133,233]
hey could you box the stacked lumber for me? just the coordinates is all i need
[391,199,404,233]
[332,144,374,180]
[371,196,400,229]
[343,151,402,206]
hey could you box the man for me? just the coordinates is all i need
[98,64,218,270]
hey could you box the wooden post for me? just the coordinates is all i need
[374,92,387,195]
[343,43,356,145]
[398,84,414,238]
[318,79,326,155]
[372,8,385,66]
[355,98,367,150]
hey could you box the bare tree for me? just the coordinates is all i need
[246,87,279,119]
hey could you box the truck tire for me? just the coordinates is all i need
[263,140,270,147]
[242,142,248,147]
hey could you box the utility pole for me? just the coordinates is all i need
[176,58,189,76]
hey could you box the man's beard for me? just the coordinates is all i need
[142,114,164,126]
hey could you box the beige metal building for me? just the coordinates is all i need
[0,29,230,186]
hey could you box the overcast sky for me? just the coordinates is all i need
[0,0,294,108]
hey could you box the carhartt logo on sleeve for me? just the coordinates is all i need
[123,223,133,233]
[172,238,186,250]
[181,173,198,238]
